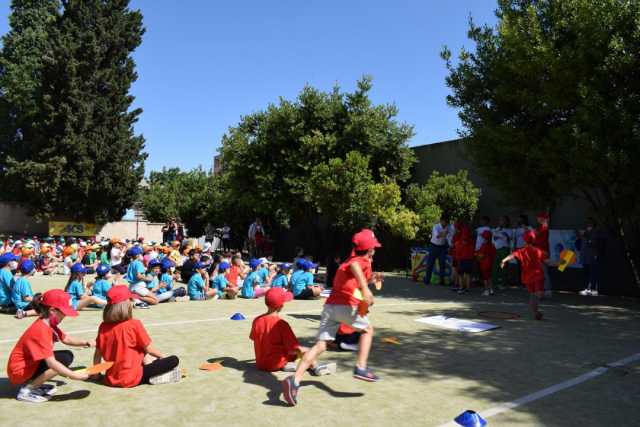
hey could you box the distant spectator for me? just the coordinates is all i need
[424,215,453,286]
[579,217,606,296]
[534,212,552,297]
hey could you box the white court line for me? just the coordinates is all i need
[436,352,640,427]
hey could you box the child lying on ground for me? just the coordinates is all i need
[250,287,335,375]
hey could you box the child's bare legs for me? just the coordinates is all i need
[140,294,159,305]
[294,340,328,384]
[76,296,106,310]
[29,368,60,387]
[225,287,238,299]
[355,325,373,369]
[204,289,217,299]
[530,291,543,319]
[143,353,158,365]
[464,274,471,290]
[311,286,322,297]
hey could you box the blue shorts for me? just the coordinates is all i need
[458,260,473,275]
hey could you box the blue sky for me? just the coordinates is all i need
[0,1,498,172]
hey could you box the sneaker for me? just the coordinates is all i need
[134,302,150,309]
[14,309,25,319]
[482,290,490,296]
[175,296,190,302]
[149,367,181,385]
[353,366,380,382]
[339,342,359,352]
[37,384,57,396]
[457,289,467,295]
[310,362,337,377]
[282,376,299,406]
[580,289,591,296]
[489,289,495,296]
[16,386,50,403]
[590,290,599,296]
[283,362,297,372]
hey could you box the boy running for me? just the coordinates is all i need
[282,229,382,406]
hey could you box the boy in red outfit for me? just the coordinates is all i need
[501,230,550,320]
[476,230,497,296]
[454,223,475,295]
[250,287,336,375]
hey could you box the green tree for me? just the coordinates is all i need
[0,0,60,173]
[139,168,214,237]
[1,0,146,223]
[218,76,416,244]
[406,170,481,240]
[442,0,640,286]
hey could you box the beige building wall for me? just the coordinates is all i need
[97,220,164,242]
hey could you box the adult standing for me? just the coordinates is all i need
[579,217,606,296]
[247,218,264,257]
[492,216,513,288]
[221,223,232,251]
[534,212,552,297]
[424,215,452,286]
[176,222,185,242]
[475,216,492,251]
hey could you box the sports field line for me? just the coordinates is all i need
[436,352,640,427]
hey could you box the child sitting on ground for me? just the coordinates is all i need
[145,259,173,303]
[92,286,181,387]
[501,230,551,320]
[188,262,217,300]
[157,258,178,302]
[65,263,107,310]
[7,289,91,402]
[290,259,322,300]
[0,252,17,313]
[270,263,291,288]
[241,258,269,298]
[91,264,112,304]
[250,287,335,375]
[12,260,38,319]
[126,246,158,307]
[211,262,238,299]
[476,230,497,296]
[226,254,246,289]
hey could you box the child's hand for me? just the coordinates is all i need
[500,260,506,269]
[69,371,89,381]
[363,288,374,306]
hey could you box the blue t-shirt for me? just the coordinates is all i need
[291,271,314,296]
[147,276,159,290]
[188,273,205,299]
[271,273,288,288]
[66,280,85,309]
[160,273,173,293]
[258,267,269,283]
[11,277,33,310]
[212,274,228,297]
[241,271,262,298]
[92,278,112,300]
[0,268,14,306]
[126,259,146,284]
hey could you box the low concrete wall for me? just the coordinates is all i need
[98,220,164,242]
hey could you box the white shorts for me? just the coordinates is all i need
[130,283,150,297]
[317,304,370,341]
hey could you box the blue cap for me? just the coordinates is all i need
[303,260,317,270]
[279,263,291,270]
[111,264,127,275]
[218,262,230,271]
[96,264,110,276]
[295,258,306,269]
[161,258,175,270]
[454,410,487,427]
[249,258,261,269]
[128,246,143,257]
[19,259,35,274]
[148,259,162,269]
[70,263,87,274]
[194,261,207,270]
[0,252,19,265]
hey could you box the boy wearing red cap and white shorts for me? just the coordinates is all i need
[501,230,550,320]
[250,287,336,375]
[282,229,383,406]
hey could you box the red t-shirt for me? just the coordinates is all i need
[226,265,239,287]
[476,242,497,271]
[513,246,547,285]
[326,256,373,307]
[250,314,299,371]
[7,319,65,385]
[534,224,549,253]
[96,319,151,388]
[454,227,475,261]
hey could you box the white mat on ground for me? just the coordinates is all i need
[415,315,499,333]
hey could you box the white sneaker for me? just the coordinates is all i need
[283,362,297,372]
[590,290,599,296]
[339,342,359,352]
[149,367,181,385]
[37,384,58,396]
[489,289,495,296]
[175,296,190,302]
[311,362,337,376]
[17,386,50,403]
[482,290,490,296]
[580,289,591,296]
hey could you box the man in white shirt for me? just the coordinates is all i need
[221,224,231,251]
[424,215,453,285]
[492,216,514,288]
[475,216,491,251]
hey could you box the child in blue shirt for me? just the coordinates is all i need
[65,263,105,311]
[91,264,112,304]
[241,259,269,298]
[291,260,322,300]
[126,246,158,306]
[257,258,272,286]
[12,260,37,319]
[271,263,291,289]
[188,262,216,300]
[0,253,17,312]
[211,262,238,299]
[156,258,177,302]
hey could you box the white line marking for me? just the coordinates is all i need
[436,352,640,427]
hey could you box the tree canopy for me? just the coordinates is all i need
[0,0,146,223]
[443,0,640,285]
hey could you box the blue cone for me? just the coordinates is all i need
[230,312,246,321]
[454,410,487,427]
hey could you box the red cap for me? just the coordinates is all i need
[42,289,78,317]
[481,230,492,239]
[523,230,536,244]
[352,229,382,251]
[107,285,133,305]
[265,287,293,309]
[537,212,549,220]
